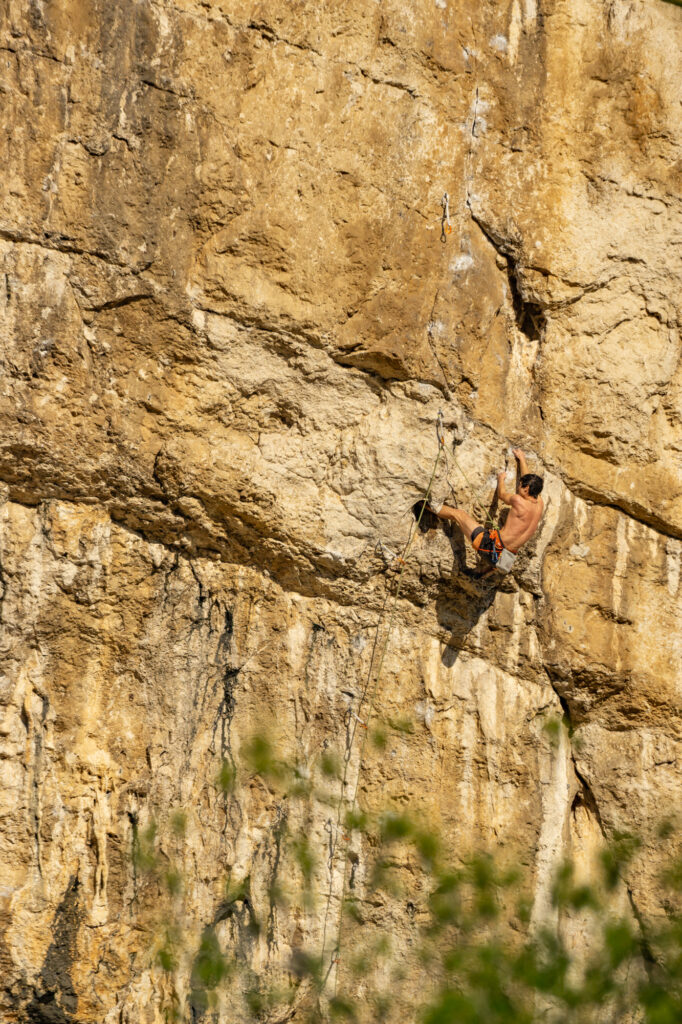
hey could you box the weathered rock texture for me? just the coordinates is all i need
[1,0,681,1019]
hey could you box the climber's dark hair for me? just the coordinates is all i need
[520,473,543,498]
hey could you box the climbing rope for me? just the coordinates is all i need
[433,409,500,532]
[320,417,514,993]
[440,440,501,532]
[321,416,446,996]
[435,411,488,527]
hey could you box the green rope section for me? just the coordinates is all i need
[322,420,446,998]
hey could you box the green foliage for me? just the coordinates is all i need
[164,868,183,897]
[541,715,562,749]
[170,810,187,836]
[243,733,288,783]
[217,758,236,795]
[599,830,641,890]
[320,750,342,779]
[371,725,388,750]
[551,860,599,912]
[380,810,413,843]
[157,925,182,974]
[292,834,316,883]
[329,995,357,1020]
[344,807,368,833]
[137,733,682,1024]
[192,926,229,991]
[386,715,415,735]
[132,819,159,874]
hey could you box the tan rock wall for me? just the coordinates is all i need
[0,0,681,1019]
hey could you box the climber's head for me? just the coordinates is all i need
[518,473,543,499]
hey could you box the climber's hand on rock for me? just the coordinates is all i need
[512,448,529,475]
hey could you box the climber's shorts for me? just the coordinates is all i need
[471,526,505,565]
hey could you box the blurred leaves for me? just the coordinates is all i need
[132,819,158,874]
[242,733,289,784]
[552,861,599,912]
[192,926,229,991]
[320,750,342,779]
[599,831,641,890]
[139,734,682,1024]
[217,758,236,796]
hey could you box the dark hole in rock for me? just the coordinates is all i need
[508,269,546,341]
[412,500,439,533]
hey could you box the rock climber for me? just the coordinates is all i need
[428,449,544,572]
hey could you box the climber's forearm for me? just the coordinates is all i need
[497,473,512,504]
[512,447,529,476]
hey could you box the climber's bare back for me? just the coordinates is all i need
[499,492,543,552]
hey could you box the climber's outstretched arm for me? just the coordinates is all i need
[512,447,529,476]
[497,472,513,505]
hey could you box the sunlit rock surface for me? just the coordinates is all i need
[1,0,681,1019]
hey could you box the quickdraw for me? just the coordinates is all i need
[440,192,452,242]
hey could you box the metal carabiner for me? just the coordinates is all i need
[436,409,446,447]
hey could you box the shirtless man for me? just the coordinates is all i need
[430,448,544,571]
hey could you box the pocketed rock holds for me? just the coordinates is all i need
[0,0,681,1020]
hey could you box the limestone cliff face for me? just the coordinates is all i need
[1,0,681,1019]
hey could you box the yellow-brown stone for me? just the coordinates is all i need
[0,0,681,1019]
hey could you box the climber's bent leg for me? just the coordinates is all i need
[435,504,479,545]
